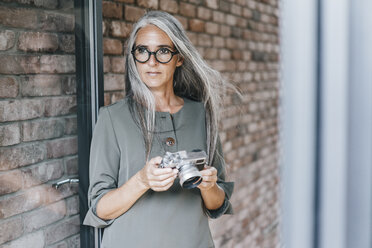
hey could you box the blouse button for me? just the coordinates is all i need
[165,137,175,146]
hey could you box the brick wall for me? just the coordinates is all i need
[102,0,280,247]
[0,0,280,247]
[0,0,79,247]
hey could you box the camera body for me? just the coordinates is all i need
[160,150,207,189]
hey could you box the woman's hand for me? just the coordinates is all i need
[197,166,218,192]
[137,156,178,192]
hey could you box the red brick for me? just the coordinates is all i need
[104,92,111,106]
[2,230,45,247]
[111,91,125,103]
[226,38,239,49]
[0,6,38,29]
[44,216,80,245]
[213,11,225,23]
[205,22,219,35]
[219,0,230,12]
[23,201,66,233]
[65,156,78,175]
[11,0,58,9]
[226,14,238,26]
[114,0,134,2]
[104,74,125,91]
[64,117,77,135]
[61,76,76,95]
[0,170,23,195]
[231,26,242,38]
[0,55,41,74]
[40,12,74,32]
[0,123,21,146]
[103,1,123,19]
[189,19,205,32]
[220,25,231,37]
[46,137,77,159]
[110,21,132,38]
[18,32,58,52]
[0,144,45,171]
[103,38,123,55]
[160,0,179,14]
[197,34,212,47]
[22,119,64,142]
[45,182,78,204]
[104,56,111,73]
[204,48,218,60]
[60,0,74,9]
[219,49,231,59]
[205,0,218,9]
[40,55,75,73]
[243,8,252,18]
[196,47,205,58]
[232,49,243,60]
[174,15,187,29]
[0,30,15,51]
[22,161,64,188]
[213,36,225,47]
[231,3,242,16]
[180,3,196,18]
[66,195,79,216]
[124,5,146,22]
[110,57,126,73]
[186,31,197,45]
[197,7,212,21]
[66,235,80,248]
[0,216,23,244]
[44,96,77,117]
[236,0,247,6]
[138,0,158,9]
[0,99,44,122]
[59,34,75,53]
[21,75,62,97]
[0,77,18,98]
[0,186,46,219]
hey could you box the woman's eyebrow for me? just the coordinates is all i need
[135,44,174,49]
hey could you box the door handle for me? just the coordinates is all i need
[52,178,79,189]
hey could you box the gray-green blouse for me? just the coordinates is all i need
[83,97,234,248]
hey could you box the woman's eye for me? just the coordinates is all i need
[137,47,147,53]
[158,48,170,54]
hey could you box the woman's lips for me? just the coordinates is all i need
[147,72,161,77]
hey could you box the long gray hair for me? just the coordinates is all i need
[125,11,235,164]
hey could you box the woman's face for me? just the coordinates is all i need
[134,25,183,91]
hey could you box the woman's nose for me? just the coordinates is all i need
[147,53,158,66]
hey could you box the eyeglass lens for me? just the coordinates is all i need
[133,47,175,63]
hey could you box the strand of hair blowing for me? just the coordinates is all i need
[124,11,238,166]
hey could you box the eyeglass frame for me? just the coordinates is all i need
[131,46,180,64]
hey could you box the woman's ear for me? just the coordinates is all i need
[176,56,184,67]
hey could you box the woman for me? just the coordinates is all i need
[84,11,234,248]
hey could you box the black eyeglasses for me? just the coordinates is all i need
[131,46,179,64]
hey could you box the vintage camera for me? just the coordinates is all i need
[160,150,207,189]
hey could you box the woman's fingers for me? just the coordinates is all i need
[200,167,217,181]
[200,167,217,176]
[149,174,177,191]
[197,167,218,191]
[201,175,217,182]
[152,167,175,176]
[148,156,163,165]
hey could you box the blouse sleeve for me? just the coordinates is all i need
[83,107,120,228]
[205,136,234,219]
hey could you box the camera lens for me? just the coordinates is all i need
[178,163,203,189]
[182,176,202,189]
